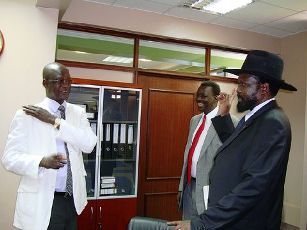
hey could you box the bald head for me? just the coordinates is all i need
[42,62,71,104]
[43,62,68,81]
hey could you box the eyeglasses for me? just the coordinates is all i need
[47,78,72,85]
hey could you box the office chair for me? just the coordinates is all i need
[128,216,175,230]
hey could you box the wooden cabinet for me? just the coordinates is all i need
[69,81,141,230]
[77,199,137,230]
[77,200,96,230]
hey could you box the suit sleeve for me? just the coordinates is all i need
[211,114,235,143]
[2,110,43,178]
[57,107,97,154]
[191,116,291,229]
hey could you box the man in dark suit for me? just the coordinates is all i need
[169,50,297,229]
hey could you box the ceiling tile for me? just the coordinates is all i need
[248,25,293,37]
[165,7,219,23]
[260,0,307,11]
[114,0,172,13]
[226,1,296,24]
[210,16,259,30]
[83,0,116,4]
[268,11,307,33]
[148,0,185,6]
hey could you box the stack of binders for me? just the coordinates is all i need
[100,176,117,195]
[101,123,134,159]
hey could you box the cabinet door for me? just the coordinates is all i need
[68,85,101,198]
[96,198,137,230]
[99,87,141,199]
[77,200,97,230]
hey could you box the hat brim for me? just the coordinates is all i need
[224,69,297,91]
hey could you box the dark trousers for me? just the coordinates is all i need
[48,193,77,230]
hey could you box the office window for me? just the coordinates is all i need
[210,49,247,78]
[56,29,134,67]
[139,40,206,74]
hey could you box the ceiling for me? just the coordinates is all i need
[80,0,307,38]
[37,0,307,38]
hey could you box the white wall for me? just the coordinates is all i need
[0,1,59,229]
[68,67,134,83]
[280,32,307,229]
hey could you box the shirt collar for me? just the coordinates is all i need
[43,97,67,113]
[203,106,218,120]
[245,98,275,121]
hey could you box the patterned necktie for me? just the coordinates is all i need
[58,105,73,196]
[187,114,206,184]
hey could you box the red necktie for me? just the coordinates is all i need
[187,115,206,184]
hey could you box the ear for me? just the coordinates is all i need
[260,83,270,95]
[42,79,47,88]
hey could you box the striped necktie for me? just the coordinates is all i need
[58,105,73,196]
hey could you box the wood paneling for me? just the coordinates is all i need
[144,193,181,221]
[137,74,202,220]
[146,89,194,179]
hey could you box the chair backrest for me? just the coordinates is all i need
[128,216,172,230]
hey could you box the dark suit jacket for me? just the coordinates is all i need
[191,101,292,230]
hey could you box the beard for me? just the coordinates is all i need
[237,95,257,112]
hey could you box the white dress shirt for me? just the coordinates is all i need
[244,98,275,122]
[191,106,218,178]
[44,97,68,192]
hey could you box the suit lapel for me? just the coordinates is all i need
[215,101,278,156]
[65,103,72,122]
[198,125,216,159]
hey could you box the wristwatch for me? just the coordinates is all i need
[53,118,61,129]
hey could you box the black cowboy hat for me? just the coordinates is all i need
[224,50,297,91]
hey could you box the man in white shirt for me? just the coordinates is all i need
[178,81,236,220]
[2,62,97,230]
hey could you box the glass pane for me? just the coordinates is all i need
[139,40,206,74]
[56,29,134,67]
[210,49,247,78]
[100,88,140,197]
[68,86,100,198]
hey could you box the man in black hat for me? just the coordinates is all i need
[168,50,296,230]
